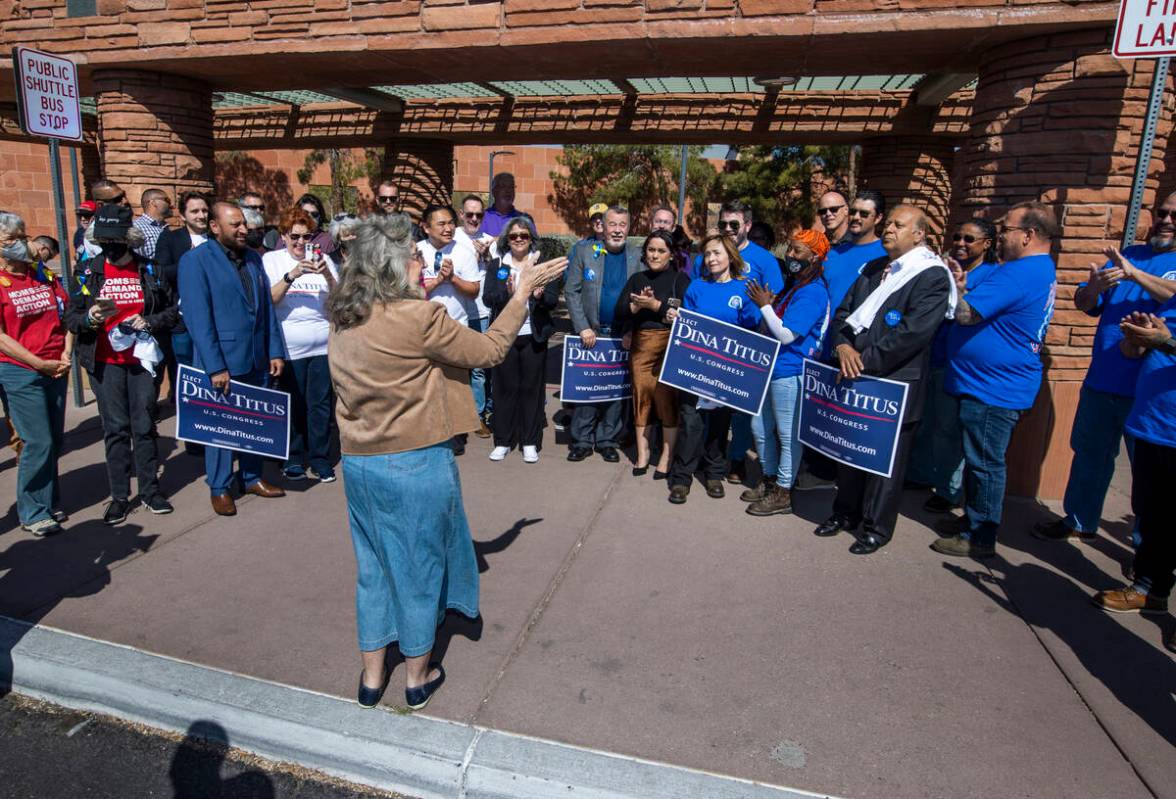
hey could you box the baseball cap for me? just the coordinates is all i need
[93,204,133,240]
[588,203,608,218]
[77,200,98,214]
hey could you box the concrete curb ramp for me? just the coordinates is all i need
[3,617,836,799]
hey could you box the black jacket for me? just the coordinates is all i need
[482,256,561,343]
[830,255,951,424]
[63,255,180,373]
[153,226,203,333]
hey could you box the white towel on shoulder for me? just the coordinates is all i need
[845,245,957,334]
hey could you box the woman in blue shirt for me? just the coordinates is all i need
[742,229,831,516]
[667,233,760,504]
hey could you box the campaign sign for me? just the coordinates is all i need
[175,364,291,460]
[560,336,632,403]
[658,309,780,415]
[797,358,909,478]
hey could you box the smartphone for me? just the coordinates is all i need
[666,298,682,309]
[95,297,117,315]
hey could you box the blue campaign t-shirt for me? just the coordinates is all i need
[597,250,628,329]
[1081,244,1176,397]
[945,253,1057,410]
[683,276,761,330]
[819,238,887,359]
[691,240,784,293]
[771,280,830,379]
[930,261,999,369]
[1125,295,1176,448]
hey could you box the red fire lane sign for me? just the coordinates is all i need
[1115,0,1176,58]
[12,46,82,141]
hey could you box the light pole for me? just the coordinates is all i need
[489,150,515,195]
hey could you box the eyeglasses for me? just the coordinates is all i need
[286,233,313,241]
[998,225,1031,235]
[376,195,397,204]
[817,205,845,216]
[952,233,985,244]
[464,212,484,220]
[717,220,742,231]
[1156,208,1176,220]
[106,193,126,204]
[507,233,532,242]
[304,210,321,219]
[241,204,264,211]
[847,208,874,218]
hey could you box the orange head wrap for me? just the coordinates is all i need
[790,228,831,264]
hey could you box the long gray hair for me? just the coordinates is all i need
[328,212,421,331]
[0,211,26,240]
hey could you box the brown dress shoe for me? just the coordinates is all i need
[245,480,286,498]
[473,422,492,439]
[211,494,237,516]
[1092,587,1168,615]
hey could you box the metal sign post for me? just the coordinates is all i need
[676,144,688,229]
[1121,56,1170,249]
[12,46,85,406]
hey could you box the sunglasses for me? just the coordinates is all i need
[464,212,484,220]
[507,233,532,242]
[817,205,845,216]
[952,233,986,244]
[847,208,874,218]
[718,220,742,231]
[241,204,264,211]
[304,210,321,218]
[77,212,93,218]
[105,194,126,204]
[1156,209,1176,220]
[287,233,314,241]
[376,195,397,203]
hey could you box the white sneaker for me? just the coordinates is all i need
[489,446,510,461]
[522,446,539,463]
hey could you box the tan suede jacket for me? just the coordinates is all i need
[329,298,526,455]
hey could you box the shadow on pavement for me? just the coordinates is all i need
[943,557,1176,749]
[476,517,542,574]
[170,720,274,799]
[0,520,158,698]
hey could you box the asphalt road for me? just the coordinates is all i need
[0,694,406,799]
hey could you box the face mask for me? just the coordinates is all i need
[104,243,130,261]
[245,229,266,249]
[784,256,808,274]
[0,239,32,263]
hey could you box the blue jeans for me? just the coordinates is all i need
[751,376,803,487]
[204,368,267,495]
[907,368,964,503]
[726,411,754,464]
[468,315,491,416]
[0,363,66,524]
[283,354,333,474]
[342,442,480,655]
[1062,386,1136,534]
[958,396,1022,548]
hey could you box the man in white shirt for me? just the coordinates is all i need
[454,195,497,435]
[417,203,482,453]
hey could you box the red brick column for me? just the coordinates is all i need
[93,70,215,209]
[859,135,956,245]
[952,29,1175,499]
[380,139,455,223]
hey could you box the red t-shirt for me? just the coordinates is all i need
[94,260,145,366]
[0,270,67,370]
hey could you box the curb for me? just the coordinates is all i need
[2,617,836,799]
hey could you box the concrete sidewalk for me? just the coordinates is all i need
[1,398,1172,798]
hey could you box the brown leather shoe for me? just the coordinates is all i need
[1092,587,1168,615]
[244,480,286,498]
[210,493,237,516]
[473,422,492,439]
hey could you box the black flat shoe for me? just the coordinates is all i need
[567,447,591,462]
[357,669,391,709]
[632,465,649,476]
[598,447,620,463]
[405,664,445,710]
[849,532,885,555]
[814,516,850,538]
[653,470,668,481]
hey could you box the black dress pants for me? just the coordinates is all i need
[1132,438,1176,599]
[669,394,732,489]
[90,361,160,502]
[491,335,547,449]
[831,421,918,542]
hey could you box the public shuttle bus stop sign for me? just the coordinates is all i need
[12,46,82,141]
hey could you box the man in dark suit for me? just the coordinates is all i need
[153,191,211,401]
[178,202,287,517]
[562,205,643,462]
[814,204,953,554]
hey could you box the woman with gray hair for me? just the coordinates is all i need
[328,213,361,266]
[328,213,565,710]
[0,211,71,536]
[481,216,560,463]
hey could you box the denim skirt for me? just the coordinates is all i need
[341,442,480,656]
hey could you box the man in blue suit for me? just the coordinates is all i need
[178,203,288,516]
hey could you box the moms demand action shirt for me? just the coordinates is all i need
[0,270,67,369]
[94,260,145,366]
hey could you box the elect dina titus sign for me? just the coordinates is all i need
[797,359,909,478]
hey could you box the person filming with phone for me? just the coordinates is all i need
[263,208,339,483]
